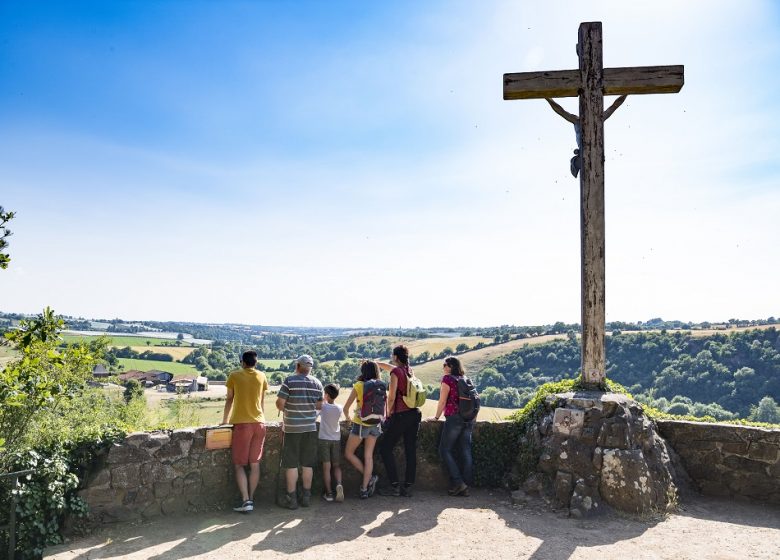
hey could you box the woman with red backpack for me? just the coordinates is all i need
[431,356,474,497]
[377,345,422,497]
[343,361,384,499]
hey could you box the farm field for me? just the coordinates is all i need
[351,335,495,357]
[0,344,18,367]
[128,346,196,360]
[412,334,568,384]
[116,358,199,375]
[62,334,195,347]
[257,358,293,369]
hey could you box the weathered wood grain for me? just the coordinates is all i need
[578,21,607,386]
[503,65,684,99]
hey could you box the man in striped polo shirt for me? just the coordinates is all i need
[275,354,324,509]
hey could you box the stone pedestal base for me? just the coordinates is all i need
[520,392,680,517]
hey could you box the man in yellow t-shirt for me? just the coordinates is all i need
[222,350,268,513]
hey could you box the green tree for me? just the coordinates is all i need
[749,396,780,423]
[123,379,145,403]
[0,205,15,269]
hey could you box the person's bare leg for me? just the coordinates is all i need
[248,463,260,499]
[285,467,298,493]
[234,465,249,502]
[323,461,332,494]
[302,466,314,490]
[344,434,365,476]
[362,436,377,489]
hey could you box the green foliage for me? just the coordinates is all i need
[1,450,86,559]
[1,308,105,461]
[0,205,14,270]
[123,378,145,403]
[483,328,780,419]
[0,309,131,558]
[749,396,780,423]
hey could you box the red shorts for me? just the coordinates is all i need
[231,422,267,465]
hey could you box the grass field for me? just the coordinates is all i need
[62,334,194,347]
[0,345,18,367]
[352,335,495,357]
[128,346,196,360]
[257,359,293,369]
[117,358,199,375]
[411,334,568,384]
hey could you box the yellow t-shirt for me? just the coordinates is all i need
[351,381,374,427]
[226,368,268,424]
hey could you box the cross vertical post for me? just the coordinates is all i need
[578,22,606,386]
[502,21,683,388]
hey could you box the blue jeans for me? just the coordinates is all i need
[438,414,474,486]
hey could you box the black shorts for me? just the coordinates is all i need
[281,430,318,469]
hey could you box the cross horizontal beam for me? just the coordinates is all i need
[503,64,684,100]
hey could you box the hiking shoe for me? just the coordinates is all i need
[449,482,469,497]
[378,483,401,497]
[335,483,344,503]
[323,491,334,502]
[367,474,379,497]
[233,500,253,513]
[284,491,298,510]
[301,489,311,507]
[401,483,414,497]
[359,488,369,500]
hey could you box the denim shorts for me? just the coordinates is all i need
[350,422,381,438]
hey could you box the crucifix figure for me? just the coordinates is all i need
[503,22,684,386]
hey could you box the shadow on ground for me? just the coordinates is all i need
[45,490,780,560]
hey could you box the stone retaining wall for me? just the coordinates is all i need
[657,420,780,502]
[78,421,513,524]
[77,418,780,524]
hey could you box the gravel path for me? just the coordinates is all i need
[45,489,780,560]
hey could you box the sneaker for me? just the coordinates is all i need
[301,489,311,507]
[322,491,334,502]
[401,483,414,498]
[233,500,253,513]
[335,483,344,503]
[448,482,469,496]
[378,483,401,497]
[359,487,369,500]
[284,491,298,510]
[367,474,379,497]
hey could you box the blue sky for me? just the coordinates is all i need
[1,1,779,328]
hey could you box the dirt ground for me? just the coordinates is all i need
[45,489,780,560]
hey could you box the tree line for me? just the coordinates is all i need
[473,328,780,422]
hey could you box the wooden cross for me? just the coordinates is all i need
[503,22,684,386]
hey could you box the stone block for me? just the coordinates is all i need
[142,433,171,454]
[125,432,150,447]
[723,455,769,474]
[154,481,173,499]
[553,408,584,437]
[554,471,573,508]
[569,478,601,519]
[161,495,188,515]
[597,418,630,450]
[522,472,545,495]
[106,444,150,465]
[746,442,778,463]
[599,448,675,514]
[111,464,141,489]
[720,442,749,455]
[88,469,111,490]
[140,462,176,484]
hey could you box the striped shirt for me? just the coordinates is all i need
[278,373,323,433]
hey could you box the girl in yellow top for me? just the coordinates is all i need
[343,361,383,499]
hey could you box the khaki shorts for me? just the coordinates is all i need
[281,430,318,469]
[318,439,341,466]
